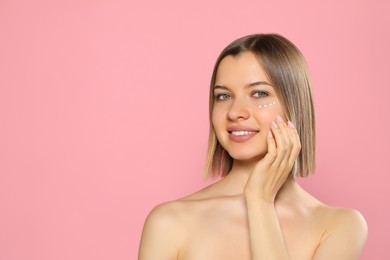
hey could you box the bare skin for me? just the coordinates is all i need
[138,52,367,259]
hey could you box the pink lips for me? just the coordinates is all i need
[227,125,259,143]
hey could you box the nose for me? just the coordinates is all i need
[227,97,250,121]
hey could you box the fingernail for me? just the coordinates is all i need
[287,121,295,128]
[272,121,278,129]
[277,115,284,123]
[268,130,273,138]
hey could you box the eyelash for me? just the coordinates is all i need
[214,91,269,101]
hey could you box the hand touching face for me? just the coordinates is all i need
[244,115,301,201]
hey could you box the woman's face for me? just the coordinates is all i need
[212,51,287,162]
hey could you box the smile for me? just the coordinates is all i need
[229,130,259,136]
[228,130,259,143]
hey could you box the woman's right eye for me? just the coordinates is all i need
[215,93,231,101]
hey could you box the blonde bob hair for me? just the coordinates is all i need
[204,33,316,178]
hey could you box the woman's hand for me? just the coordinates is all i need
[244,115,301,203]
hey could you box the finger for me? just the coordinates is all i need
[287,121,301,166]
[270,119,287,167]
[276,115,293,161]
[261,130,277,166]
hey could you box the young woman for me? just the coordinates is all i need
[138,34,368,260]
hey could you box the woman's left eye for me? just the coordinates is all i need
[253,91,268,98]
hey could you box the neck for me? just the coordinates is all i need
[218,159,300,201]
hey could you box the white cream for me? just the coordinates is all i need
[259,101,276,109]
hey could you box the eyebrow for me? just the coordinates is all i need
[213,81,272,90]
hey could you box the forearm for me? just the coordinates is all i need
[245,197,290,260]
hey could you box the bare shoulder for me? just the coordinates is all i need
[296,187,367,234]
[138,200,187,259]
[142,197,195,235]
[147,199,187,222]
[292,187,368,259]
[311,203,368,259]
[142,182,221,230]
[302,191,368,242]
[315,204,367,237]
[142,183,217,226]
[138,185,220,259]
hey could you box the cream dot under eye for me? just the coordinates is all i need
[258,101,276,109]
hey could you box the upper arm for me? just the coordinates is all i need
[313,208,368,260]
[138,203,181,260]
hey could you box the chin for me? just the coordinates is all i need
[226,148,267,162]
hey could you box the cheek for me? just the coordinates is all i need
[211,108,223,129]
[211,109,227,143]
[253,108,275,125]
[253,101,284,126]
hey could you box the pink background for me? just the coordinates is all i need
[0,0,389,259]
